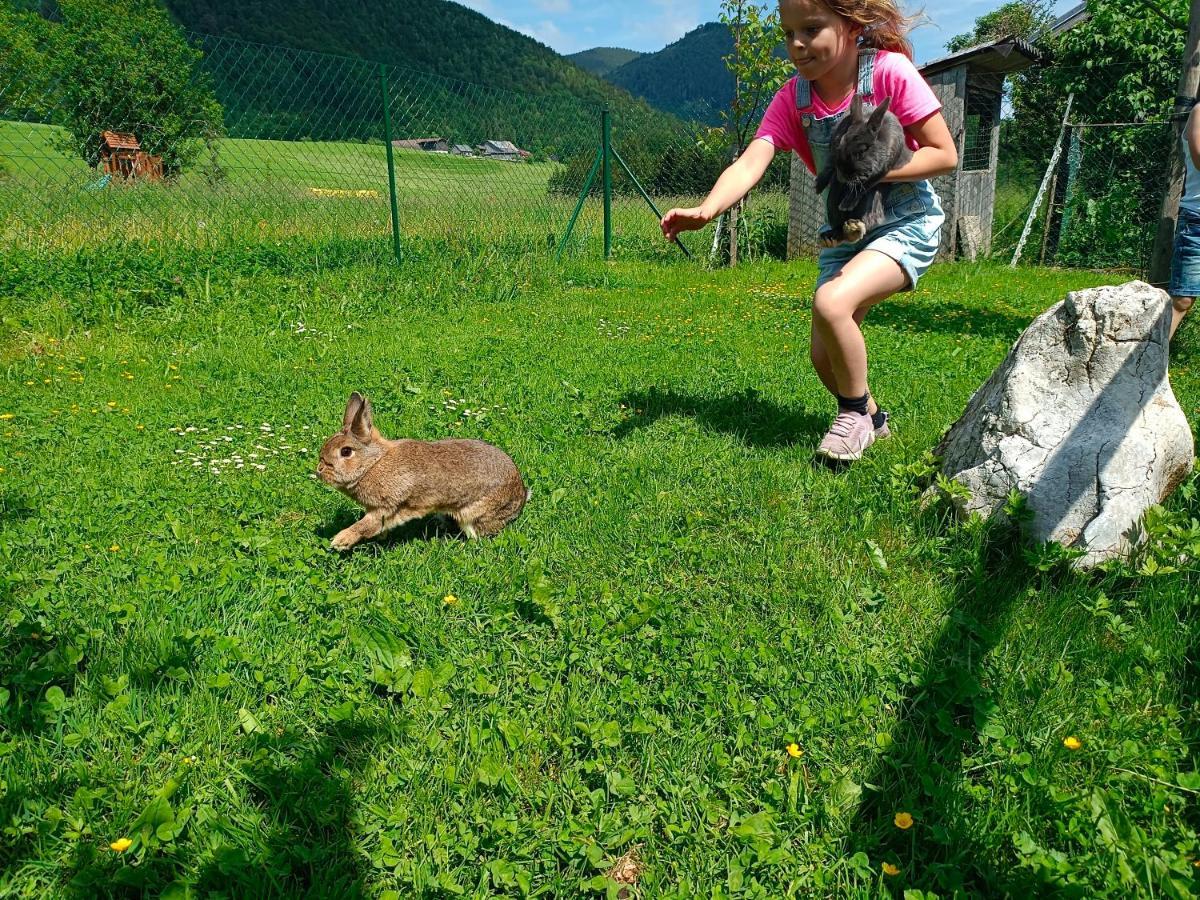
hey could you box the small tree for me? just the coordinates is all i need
[49,0,224,177]
[944,0,1054,53]
[716,0,791,263]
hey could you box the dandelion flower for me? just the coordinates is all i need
[1063,736,1082,751]
[894,812,914,830]
[882,862,900,876]
[443,594,458,606]
[108,544,120,552]
[786,743,803,758]
[110,837,133,852]
[0,414,13,420]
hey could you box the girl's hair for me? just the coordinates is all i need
[820,0,921,60]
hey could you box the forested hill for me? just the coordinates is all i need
[568,46,644,77]
[604,22,786,125]
[164,0,654,114]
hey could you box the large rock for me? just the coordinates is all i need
[934,280,1194,567]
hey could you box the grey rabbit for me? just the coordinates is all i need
[814,95,913,245]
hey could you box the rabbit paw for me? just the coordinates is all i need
[844,220,866,242]
[818,233,842,248]
[331,527,360,551]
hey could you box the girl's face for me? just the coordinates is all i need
[778,0,860,83]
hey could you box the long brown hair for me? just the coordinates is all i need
[819,0,920,60]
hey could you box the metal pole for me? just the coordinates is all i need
[1011,94,1073,267]
[379,63,402,265]
[602,108,612,258]
[555,147,603,260]
[611,145,691,258]
[1148,0,1200,286]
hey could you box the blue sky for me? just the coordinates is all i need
[451,0,1080,66]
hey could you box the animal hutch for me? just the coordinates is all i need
[98,131,163,181]
[786,36,1042,260]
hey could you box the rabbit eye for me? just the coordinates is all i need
[340,447,353,458]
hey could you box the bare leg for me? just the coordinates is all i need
[811,250,908,405]
[811,305,873,410]
[1171,295,1194,340]
[331,510,393,551]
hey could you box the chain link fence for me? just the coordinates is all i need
[0,29,796,264]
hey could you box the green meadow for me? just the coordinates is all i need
[1,121,1199,898]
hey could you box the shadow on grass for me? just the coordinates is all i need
[867,299,1033,342]
[315,510,466,547]
[843,517,1042,894]
[193,719,380,897]
[612,386,828,448]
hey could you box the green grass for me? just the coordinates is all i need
[2,237,1199,897]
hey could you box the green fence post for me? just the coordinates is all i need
[555,147,603,260]
[379,63,403,264]
[602,107,612,259]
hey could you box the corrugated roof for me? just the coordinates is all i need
[100,130,141,150]
[920,35,1044,77]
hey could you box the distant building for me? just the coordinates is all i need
[98,131,162,181]
[392,136,449,152]
[451,144,474,156]
[478,139,524,161]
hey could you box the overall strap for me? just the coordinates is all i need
[794,47,879,113]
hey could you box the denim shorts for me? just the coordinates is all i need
[1170,208,1200,298]
[816,196,946,292]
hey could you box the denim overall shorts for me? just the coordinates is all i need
[800,49,945,290]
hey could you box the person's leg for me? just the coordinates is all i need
[811,306,876,410]
[1171,295,1194,340]
[811,249,908,403]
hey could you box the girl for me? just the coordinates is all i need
[1168,99,1200,342]
[661,0,957,462]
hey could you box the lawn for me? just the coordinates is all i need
[2,234,1199,897]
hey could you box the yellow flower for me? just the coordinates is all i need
[108,544,120,552]
[0,414,12,420]
[1063,736,1082,751]
[107,401,117,408]
[443,594,458,606]
[110,837,133,852]
[894,812,914,830]
[882,862,900,876]
[786,743,803,758]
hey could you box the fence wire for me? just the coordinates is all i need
[0,25,1180,272]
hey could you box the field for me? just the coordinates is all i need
[2,128,1200,898]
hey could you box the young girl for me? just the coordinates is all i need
[661,0,957,462]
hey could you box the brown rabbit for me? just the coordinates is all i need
[316,392,529,549]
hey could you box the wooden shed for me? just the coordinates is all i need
[98,131,163,181]
[786,36,1042,260]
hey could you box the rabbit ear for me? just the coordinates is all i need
[867,96,891,128]
[343,392,365,432]
[349,395,374,441]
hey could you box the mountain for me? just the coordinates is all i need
[568,46,644,77]
[603,22,787,125]
[604,22,735,124]
[162,0,674,149]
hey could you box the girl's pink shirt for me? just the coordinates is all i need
[754,49,942,175]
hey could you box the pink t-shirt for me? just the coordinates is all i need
[754,49,941,175]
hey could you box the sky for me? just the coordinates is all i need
[451,0,1082,66]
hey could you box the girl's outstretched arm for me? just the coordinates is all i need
[661,138,776,241]
[881,111,958,182]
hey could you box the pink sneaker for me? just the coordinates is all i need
[816,410,876,462]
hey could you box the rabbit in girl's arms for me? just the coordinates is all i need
[316,392,529,549]
[815,96,913,245]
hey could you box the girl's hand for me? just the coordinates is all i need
[661,207,712,241]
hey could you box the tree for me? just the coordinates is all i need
[944,0,1054,53]
[15,0,224,177]
[716,0,791,263]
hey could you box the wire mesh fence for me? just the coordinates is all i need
[0,28,796,264]
[0,21,1180,273]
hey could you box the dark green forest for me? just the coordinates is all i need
[567,46,643,78]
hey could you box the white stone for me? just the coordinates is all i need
[934,280,1194,567]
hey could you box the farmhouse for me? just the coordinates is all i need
[391,136,449,152]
